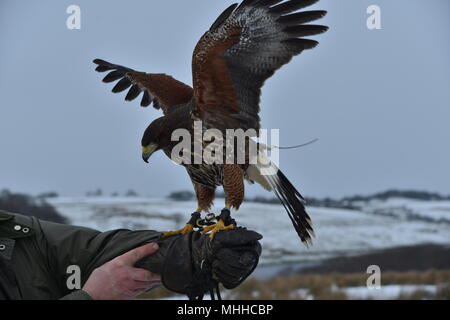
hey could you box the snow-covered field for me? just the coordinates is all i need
[338,284,439,300]
[48,196,450,265]
[362,198,450,223]
[159,284,442,300]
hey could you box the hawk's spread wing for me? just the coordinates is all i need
[192,0,327,131]
[93,59,193,114]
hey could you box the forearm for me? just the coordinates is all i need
[31,215,164,298]
[34,216,162,278]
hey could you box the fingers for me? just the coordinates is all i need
[118,243,159,266]
[129,267,161,282]
[127,280,162,299]
[83,243,162,300]
[132,280,162,290]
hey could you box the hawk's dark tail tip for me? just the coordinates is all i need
[270,169,314,247]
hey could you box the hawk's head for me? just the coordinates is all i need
[141,117,168,163]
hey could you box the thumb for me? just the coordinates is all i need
[118,243,159,266]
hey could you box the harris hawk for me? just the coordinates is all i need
[93,0,327,245]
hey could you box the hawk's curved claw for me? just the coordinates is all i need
[163,223,194,238]
[201,219,235,240]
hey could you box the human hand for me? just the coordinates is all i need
[82,243,161,300]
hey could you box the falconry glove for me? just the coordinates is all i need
[135,228,262,300]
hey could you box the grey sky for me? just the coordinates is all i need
[0,0,449,198]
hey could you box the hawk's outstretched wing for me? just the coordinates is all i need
[93,59,193,114]
[192,0,327,130]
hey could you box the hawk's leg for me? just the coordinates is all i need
[163,184,216,238]
[203,165,244,240]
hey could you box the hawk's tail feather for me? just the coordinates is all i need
[247,153,314,246]
[266,169,314,246]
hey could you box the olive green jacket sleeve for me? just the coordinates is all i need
[0,210,163,300]
[37,218,164,300]
[37,218,162,281]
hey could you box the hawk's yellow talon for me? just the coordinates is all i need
[202,219,235,240]
[163,223,194,238]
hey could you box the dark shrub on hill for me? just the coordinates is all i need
[168,190,194,201]
[0,189,68,224]
[343,189,447,202]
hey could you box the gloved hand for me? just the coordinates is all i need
[135,228,262,300]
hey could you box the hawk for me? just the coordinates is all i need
[94,0,327,245]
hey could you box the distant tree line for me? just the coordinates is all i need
[340,190,450,202]
[167,189,450,209]
[85,188,140,197]
[0,189,68,224]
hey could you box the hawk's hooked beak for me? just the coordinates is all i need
[142,143,158,163]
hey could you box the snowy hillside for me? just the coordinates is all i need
[361,198,450,223]
[48,196,450,265]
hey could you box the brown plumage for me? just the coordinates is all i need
[194,182,216,212]
[192,26,242,115]
[223,164,245,210]
[93,0,328,245]
[128,73,193,113]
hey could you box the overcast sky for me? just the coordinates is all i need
[0,0,449,199]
